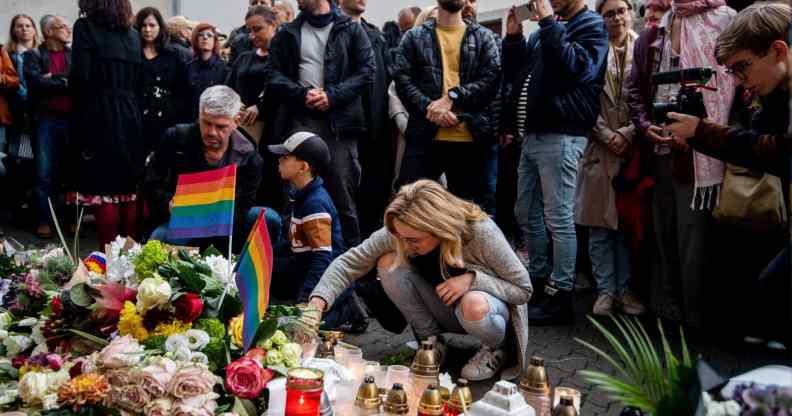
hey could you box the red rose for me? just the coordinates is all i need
[51,297,63,316]
[224,357,274,400]
[174,293,203,323]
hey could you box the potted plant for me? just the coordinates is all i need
[575,315,699,415]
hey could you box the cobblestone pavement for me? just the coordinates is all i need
[2,215,789,415]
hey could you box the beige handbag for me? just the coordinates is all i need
[713,163,788,230]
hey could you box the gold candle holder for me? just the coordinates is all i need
[417,385,445,416]
[355,376,382,410]
[551,395,578,416]
[384,383,409,415]
[519,356,551,395]
[411,340,440,377]
[447,379,473,414]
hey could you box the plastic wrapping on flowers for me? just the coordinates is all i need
[0,237,314,415]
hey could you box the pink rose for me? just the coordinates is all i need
[143,397,174,416]
[137,358,176,398]
[224,357,273,400]
[110,384,150,411]
[172,392,219,416]
[97,335,144,369]
[168,365,216,399]
[105,369,135,387]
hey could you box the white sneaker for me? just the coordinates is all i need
[461,346,505,381]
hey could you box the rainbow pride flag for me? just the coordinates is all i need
[168,165,237,240]
[235,209,274,351]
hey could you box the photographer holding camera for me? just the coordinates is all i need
[665,2,791,348]
[625,0,735,330]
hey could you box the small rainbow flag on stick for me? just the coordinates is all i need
[168,165,237,240]
[235,209,274,351]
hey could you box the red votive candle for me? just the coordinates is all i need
[285,368,324,416]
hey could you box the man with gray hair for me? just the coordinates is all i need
[143,85,277,251]
[24,14,72,239]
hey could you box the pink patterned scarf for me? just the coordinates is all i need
[672,0,736,208]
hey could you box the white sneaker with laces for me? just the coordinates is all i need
[461,346,505,381]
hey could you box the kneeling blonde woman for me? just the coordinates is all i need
[308,180,532,381]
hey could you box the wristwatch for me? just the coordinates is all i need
[448,87,461,103]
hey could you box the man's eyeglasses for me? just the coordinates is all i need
[197,32,215,39]
[725,59,755,81]
[603,7,630,20]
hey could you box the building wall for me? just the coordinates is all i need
[1,0,171,42]
[2,0,596,43]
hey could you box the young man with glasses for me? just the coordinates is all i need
[625,0,735,330]
[664,1,791,350]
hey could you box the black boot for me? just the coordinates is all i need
[528,283,574,326]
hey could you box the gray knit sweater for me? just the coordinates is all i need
[311,217,533,309]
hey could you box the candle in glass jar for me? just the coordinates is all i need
[286,368,324,416]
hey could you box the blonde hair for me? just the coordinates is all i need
[384,180,488,275]
[414,6,439,26]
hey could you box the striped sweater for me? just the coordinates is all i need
[286,177,344,302]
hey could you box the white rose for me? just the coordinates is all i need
[19,372,49,404]
[136,277,172,313]
[165,334,189,353]
[30,321,46,347]
[184,330,210,351]
[3,335,32,357]
[0,329,8,339]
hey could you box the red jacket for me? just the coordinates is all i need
[0,46,20,125]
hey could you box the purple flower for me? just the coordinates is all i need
[23,274,43,298]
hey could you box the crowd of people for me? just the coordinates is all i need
[0,0,790,381]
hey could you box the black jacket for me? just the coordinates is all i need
[187,55,229,118]
[142,123,263,248]
[501,8,608,137]
[69,18,144,196]
[141,46,190,152]
[23,45,72,116]
[268,10,375,143]
[392,19,501,144]
[361,19,391,143]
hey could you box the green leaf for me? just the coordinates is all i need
[203,245,223,257]
[252,319,279,348]
[178,267,207,293]
[232,397,258,416]
[69,283,94,308]
[67,329,109,346]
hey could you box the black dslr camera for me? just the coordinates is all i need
[652,67,715,124]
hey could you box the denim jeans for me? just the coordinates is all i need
[34,118,70,224]
[480,143,499,217]
[150,207,283,248]
[515,133,586,291]
[0,126,7,177]
[380,264,509,348]
[588,227,631,296]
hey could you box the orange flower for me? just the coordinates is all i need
[57,373,110,411]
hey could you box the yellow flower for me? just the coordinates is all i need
[151,320,192,338]
[118,301,149,341]
[229,314,243,348]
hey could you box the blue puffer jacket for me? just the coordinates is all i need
[501,7,609,137]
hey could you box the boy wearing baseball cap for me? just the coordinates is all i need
[268,132,361,329]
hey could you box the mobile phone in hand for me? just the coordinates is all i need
[514,2,536,21]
